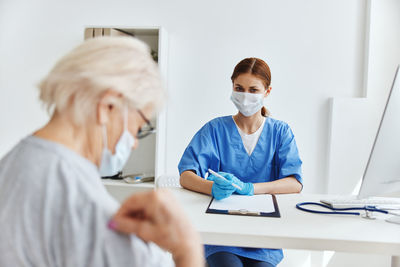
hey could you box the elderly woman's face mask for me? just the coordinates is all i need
[99,105,135,177]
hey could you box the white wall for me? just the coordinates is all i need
[1,0,396,266]
[0,0,367,195]
[327,0,400,195]
[164,0,368,194]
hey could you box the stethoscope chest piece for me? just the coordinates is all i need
[362,210,377,220]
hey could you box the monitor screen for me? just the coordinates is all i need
[358,66,400,198]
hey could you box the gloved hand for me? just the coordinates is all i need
[207,173,236,200]
[218,172,254,196]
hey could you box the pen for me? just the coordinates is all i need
[208,169,242,190]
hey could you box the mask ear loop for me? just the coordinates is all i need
[123,103,136,148]
[102,124,108,150]
[123,104,128,131]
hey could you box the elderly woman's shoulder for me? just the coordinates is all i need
[0,136,98,191]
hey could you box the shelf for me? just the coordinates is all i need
[102,179,155,188]
[84,26,168,183]
[102,179,155,202]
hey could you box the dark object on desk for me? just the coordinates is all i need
[101,172,155,184]
[206,194,281,218]
[101,171,123,179]
[296,202,389,219]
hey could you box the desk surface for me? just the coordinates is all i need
[170,188,400,256]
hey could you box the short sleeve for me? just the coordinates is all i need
[276,125,303,186]
[178,124,219,178]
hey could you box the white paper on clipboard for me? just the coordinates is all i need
[209,194,275,213]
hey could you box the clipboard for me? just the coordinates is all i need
[206,194,281,218]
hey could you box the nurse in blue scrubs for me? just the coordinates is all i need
[178,57,303,267]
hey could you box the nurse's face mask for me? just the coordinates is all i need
[231,91,265,117]
[99,104,135,177]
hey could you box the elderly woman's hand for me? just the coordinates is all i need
[109,189,204,267]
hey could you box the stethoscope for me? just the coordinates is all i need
[296,202,396,219]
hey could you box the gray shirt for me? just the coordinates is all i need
[0,136,173,267]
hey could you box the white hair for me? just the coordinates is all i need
[39,36,164,124]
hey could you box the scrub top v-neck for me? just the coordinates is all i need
[233,116,266,156]
[178,115,303,266]
[178,116,302,184]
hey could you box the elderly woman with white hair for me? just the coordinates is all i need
[0,37,203,267]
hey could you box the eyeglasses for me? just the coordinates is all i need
[136,110,155,139]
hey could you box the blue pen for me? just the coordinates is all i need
[208,169,242,190]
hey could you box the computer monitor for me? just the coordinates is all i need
[358,65,400,198]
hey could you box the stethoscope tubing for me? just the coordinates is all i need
[296,202,390,216]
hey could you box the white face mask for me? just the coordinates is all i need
[231,91,265,117]
[99,105,135,177]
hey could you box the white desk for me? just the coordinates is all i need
[169,188,400,266]
[106,185,400,266]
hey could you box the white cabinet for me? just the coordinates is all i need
[84,27,168,191]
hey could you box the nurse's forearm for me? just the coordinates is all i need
[253,177,302,194]
[180,170,213,195]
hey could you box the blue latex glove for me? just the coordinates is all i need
[218,172,254,196]
[207,173,236,200]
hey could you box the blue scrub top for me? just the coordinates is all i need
[178,116,303,266]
